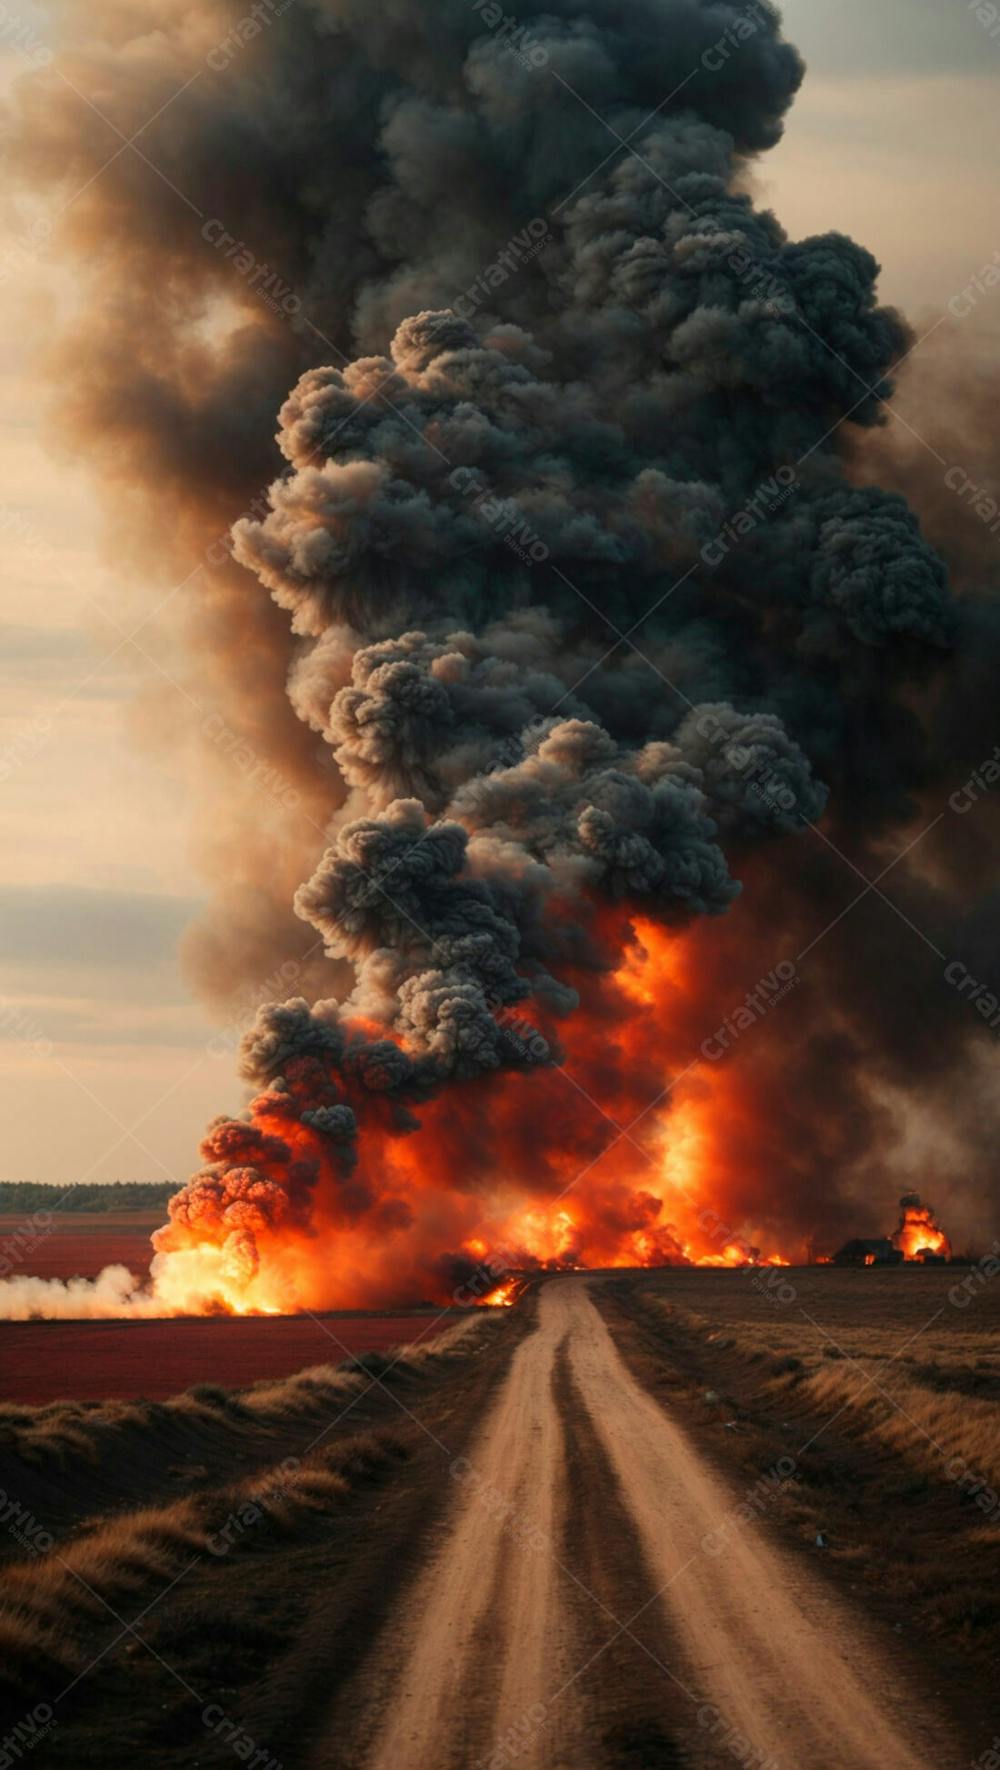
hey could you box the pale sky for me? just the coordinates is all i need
[2,1,998,1187]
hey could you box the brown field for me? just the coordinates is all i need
[625,1261,1000,1343]
[622,1262,1000,1387]
[0,1211,161,1280]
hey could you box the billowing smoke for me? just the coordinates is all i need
[0,1268,162,1323]
[3,0,997,1311]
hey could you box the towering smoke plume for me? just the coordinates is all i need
[3,0,998,1312]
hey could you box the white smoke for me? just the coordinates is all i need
[0,1265,165,1321]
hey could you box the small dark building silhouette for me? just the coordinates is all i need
[833,1237,903,1267]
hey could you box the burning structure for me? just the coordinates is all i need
[833,1240,901,1270]
[833,1195,952,1267]
[1,1,997,1318]
[892,1194,952,1263]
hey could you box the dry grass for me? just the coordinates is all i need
[0,1314,502,1670]
[638,1264,1000,1499]
[0,1308,503,1688]
[0,1496,207,1695]
[607,1268,1000,1682]
[0,1427,409,1676]
[0,1398,155,1467]
[232,1363,362,1418]
[0,1307,504,1470]
[798,1363,1000,1491]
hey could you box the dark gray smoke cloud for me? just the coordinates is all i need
[7,0,998,1267]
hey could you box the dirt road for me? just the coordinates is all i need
[337,1279,953,1769]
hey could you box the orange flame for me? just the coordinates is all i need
[483,1277,522,1307]
[141,908,798,1315]
[893,1196,951,1262]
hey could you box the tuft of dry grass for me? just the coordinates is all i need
[0,1496,208,1685]
[321,1427,409,1482]
[235,1363,362,1418]
[0,1422,411,1672]
[799,1362,1000,1492]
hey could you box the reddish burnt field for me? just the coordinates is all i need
[0,1311,455,1405]
[0,1213,457,1405]
[0,1211,160,1280]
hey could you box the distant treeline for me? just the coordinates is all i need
[0,1182,176,1214]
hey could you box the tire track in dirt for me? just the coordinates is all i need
[564,1279,954,1770]
[342,1301,582,1770]
[550,1341,687,1769]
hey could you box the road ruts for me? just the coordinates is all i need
[322,1280,958,1770]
